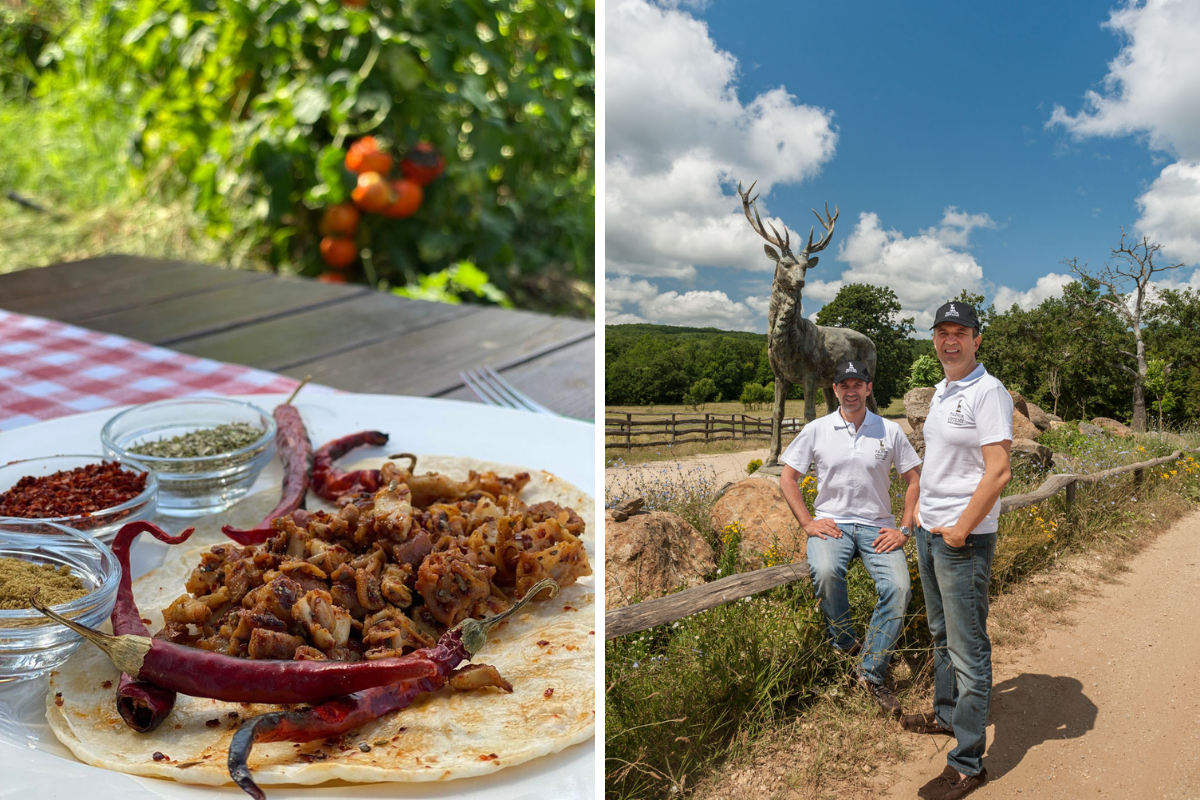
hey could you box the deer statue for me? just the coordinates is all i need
[738,181,878,467]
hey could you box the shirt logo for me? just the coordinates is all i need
[874,439,889,461]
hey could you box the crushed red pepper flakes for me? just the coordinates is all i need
[544,687,554,698]
[152,752,168,762]
[100,680,112,689]
[0,461,147,518]
[479,753,499,761]
[53,692,63,707]
[205,719,220,728]
[536,640,550,647]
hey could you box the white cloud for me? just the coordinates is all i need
[920,207,998,248]
[604,275,768,332]
[992,273,1074,311]
[1135,161,1200,264]
[1048,0,1200,266]
[1048,0,1200,159]
[605,0,838,280]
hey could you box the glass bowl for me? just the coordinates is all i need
[0,455,157,544]
[0,520,121,682]
[101,397,276,518]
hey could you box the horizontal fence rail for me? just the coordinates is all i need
[605,412,802,450]
[604,449,1191,640]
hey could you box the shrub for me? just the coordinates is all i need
[908,354,943,389]
[746,458,763,475]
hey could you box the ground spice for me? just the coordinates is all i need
[0,557,87,610]
[129,423,264,459]
[0,461,147,518]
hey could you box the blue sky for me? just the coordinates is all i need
[604,0,1200,333]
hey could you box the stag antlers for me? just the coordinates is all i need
[737,180,839,262]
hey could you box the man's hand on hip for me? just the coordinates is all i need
[932,526,968,548]
[872,528,908,553]
[804,518,843,539]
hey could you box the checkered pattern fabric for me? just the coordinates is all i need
[0,310,303,431]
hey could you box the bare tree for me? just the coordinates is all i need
[1063,230,1185,432]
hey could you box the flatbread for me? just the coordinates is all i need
[45,456,595,787]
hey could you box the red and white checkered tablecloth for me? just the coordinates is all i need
[0,310,305,431]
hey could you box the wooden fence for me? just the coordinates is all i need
[605,411,802,450]
[604,449,1190,640]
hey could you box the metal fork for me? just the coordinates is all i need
[459,365,556,415]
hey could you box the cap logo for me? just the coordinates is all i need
[847,364,856,372]
[947,304,960,317]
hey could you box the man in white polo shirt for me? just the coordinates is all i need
[904,301,1013,800]
[780,360,921,718]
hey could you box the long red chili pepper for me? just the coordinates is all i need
[226,578,558,800]
[222,385,314,546]
[310,430,389,502]
[111,521,196,732]
[31,596,442,704]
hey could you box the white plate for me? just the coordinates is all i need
[0,393,596,800]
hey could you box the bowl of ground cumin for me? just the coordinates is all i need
[0,455,158,544]
[0,520,120,682]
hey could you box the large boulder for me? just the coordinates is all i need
[907,426,926,459]
[709,477,806,567]
[1011,438,1053,471]
[1079,422,1105,437]
[1092,417,1132,438]
[1013,409,1041,442]
[1025,402,1051,432]
[605,510,715,610]
[1009,392,1030,420]
[904,387,936,431]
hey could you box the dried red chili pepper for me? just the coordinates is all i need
[110,521,197,732]
[0,461,146,518]
[226,578,558,799]
[31,598,440,705]
[222,384,314,545]
[310,430,390,502]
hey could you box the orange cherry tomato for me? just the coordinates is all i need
[319,236,358,270]
[400,142,444,186]
[345,137,393,175]
[350,171,395,213]
[319,203,361,236]
[381,179,423,219]
[317,271,349,283]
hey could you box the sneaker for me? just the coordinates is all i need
[858,677,901,719]
[917,765,988,800]
[900,711,954,735]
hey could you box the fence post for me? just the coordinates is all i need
[1134,468,1144,488]
[671,413,676,446]
[625,412,631,451]
[1065,480,1076,506]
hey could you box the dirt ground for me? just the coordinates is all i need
[879,506,1200,800]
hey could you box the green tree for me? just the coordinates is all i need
[908,355,942,389]
[683,377,720,409]
[815,283,915,407]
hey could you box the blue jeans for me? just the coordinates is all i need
[915,526,997,777]
[806,523,911,686]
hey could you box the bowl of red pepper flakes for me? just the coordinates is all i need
[0,456,157,545]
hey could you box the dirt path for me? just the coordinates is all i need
[884,508,1200,799]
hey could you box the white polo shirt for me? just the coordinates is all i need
[919,363,1013,534]
[781,408,921,528]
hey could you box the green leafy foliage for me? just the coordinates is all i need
[683,377,720,409]
[6,0,593,309]
[907,354,942,389]
[738,381,771,410]
[814,283,915,407]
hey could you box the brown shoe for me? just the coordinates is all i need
[917,765,987,800]
[900,711,954,735]
[858,678,901,719]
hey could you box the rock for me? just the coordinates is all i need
[709,478,806,567]
[604,510,715,610]
[1013,409,1041,442]
[904,387,936,431]
[1009,392,1030,420]
[1092,417,1132,438]
[907,427,926,459]
[1048,413,1063,422]
[1025,402,1051,432]
[1049,419,1070,430]
[1011,438,1053,471]
[1052,452,1077,473]
[1079,422,1105,437]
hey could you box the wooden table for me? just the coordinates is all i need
[0,256,595,419]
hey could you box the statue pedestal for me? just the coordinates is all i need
[752,463,784,478]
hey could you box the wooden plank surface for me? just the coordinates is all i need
[282,306,593,400]
[0,255,169,302]
[440,336,596,419]
[81,276,368,346]
[171,290,476,372]
[6,260,268,322]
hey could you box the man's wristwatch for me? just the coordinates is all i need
[899,526,912,538]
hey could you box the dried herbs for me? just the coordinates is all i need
[129,423,264,459]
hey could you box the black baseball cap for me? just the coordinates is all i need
[930,301,980,330]
[833,360,871,384]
